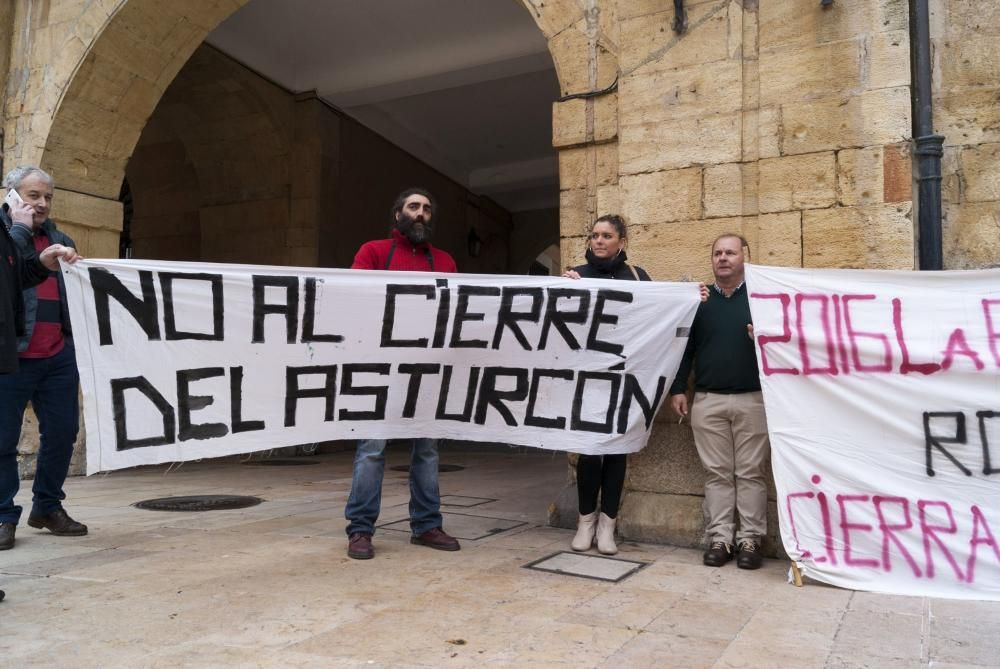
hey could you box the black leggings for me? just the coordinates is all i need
[576,454,627,518]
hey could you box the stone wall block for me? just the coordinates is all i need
[837,145,883,206]
[703,162,758,218]
[620,167,702,225]
[53,189,123,234]
[553,103,594,148]
[758,106,781,159]
[741,109,759,162]
[760,38,863,107]
[627,217,747,282]
[941,145,962,205]
[943,202,1000,269]
[727,0,743,59]
[619,59,743,128]
[559,188,589,239]
[90,26,168,84]
[619,1,730,75]
[595,142,620,185]
[558,148,587,191]
[741,59,759,110]
[946,0,1000,36]
[71,4,114,45]
[596,183,620,218]
[746,212,803,267]
[28,25,54,64]
[618,491,707,547]
[939,33,1000,89]
[626,423,705,496]
[549,26,617,98]
[105,1,189,46]
[741,0,759,57]
[935,88,1000,147]
[594,91,619,143]
[55,223,121,260]
[619,112,741,175]
[802,202,914,268]
[760,0,907,50]
[868,30,910,90]
[759,152,837,213]
[616,0,722,22]
[45,2,101,26]
[558,143,619,190]
[960,143,1000,202]
[781,86,911,155]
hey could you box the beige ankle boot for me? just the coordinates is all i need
[596,512,618,555]
[571,512,597,551]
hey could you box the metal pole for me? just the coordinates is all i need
[909,0,944,270]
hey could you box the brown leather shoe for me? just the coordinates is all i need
[347,532,374,560]
[410,527,461,552]
[0,522,14,550]
[26,509,88,536]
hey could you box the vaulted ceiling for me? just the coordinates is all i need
[207,0,560,212]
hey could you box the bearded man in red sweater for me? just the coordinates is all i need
[344,188,459,560]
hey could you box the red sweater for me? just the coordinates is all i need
[351,228,457,273]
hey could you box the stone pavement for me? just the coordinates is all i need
[1,447,997,668]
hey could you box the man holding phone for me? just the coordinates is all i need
[0,166,83,553]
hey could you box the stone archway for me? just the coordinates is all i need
[2,0,612,262]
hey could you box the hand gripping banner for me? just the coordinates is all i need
[62,260,700,475]
[746,264,1000,601]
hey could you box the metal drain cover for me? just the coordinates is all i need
[242,459,319,466]
[390,464,464,473]
[134,495,263,511]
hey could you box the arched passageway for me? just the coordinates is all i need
[26,0,590,273]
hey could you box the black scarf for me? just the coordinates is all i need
[585,247,628,275]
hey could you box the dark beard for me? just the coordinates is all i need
[397,211,433,245]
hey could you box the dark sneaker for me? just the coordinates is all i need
[347,532,374,560]
[410,527,461,552]
[0,522,15,550]
[736,539,763,570]
[26,509,87,536]
[703,541,733,567]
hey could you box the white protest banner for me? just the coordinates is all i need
[746,264,1000,601]
[63,259,699,475]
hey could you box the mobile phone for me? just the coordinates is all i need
[3,188,24,211]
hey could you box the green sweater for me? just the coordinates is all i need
[669,283,761,395]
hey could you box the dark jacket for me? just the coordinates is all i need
[0,206,75,352]
[0,205,52,374]
[572,248,651,282]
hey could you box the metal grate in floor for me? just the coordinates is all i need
[523,551,649,583]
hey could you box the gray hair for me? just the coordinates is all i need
[3,165,54,190]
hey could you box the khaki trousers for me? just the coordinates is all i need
[690,391,770,544]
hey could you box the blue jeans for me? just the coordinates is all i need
[344,438,442,537]
[0,343,80,524]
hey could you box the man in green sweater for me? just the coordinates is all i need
[669,234,769,570]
